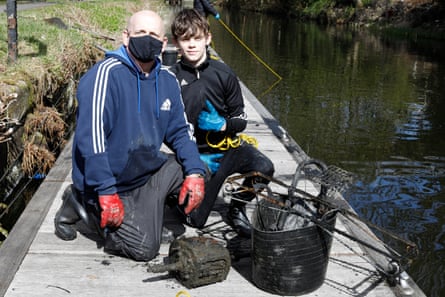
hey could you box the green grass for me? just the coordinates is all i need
[76,1,129,32]
[0,0,167,100]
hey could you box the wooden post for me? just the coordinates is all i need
[6,0,17,64]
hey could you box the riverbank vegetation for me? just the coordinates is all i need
[0,0,119,176]
[0,0,150,173]
[224,0,445,40]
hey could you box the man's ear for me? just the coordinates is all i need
[161,36,168,53]
[122,29,130,47]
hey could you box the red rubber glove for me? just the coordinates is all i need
[99,193,124,228]
[178,175,205,214]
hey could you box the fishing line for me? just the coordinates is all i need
[216,18,282,97]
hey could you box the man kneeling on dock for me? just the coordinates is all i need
[54,10,206,262]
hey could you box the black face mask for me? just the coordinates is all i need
[128,35,163,63]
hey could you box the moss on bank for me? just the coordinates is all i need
[0,0,136,107]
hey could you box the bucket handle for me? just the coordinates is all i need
[289,159,328,200]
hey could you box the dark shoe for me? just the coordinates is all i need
[227,204,252,238]
[54,185,88,241]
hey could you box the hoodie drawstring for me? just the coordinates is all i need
[135,65,160,119]
[155,71,159,119]
[137,73,141,113]
[109,47,161,118]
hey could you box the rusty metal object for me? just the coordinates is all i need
[147,236,231,288]
[7,0,18,64]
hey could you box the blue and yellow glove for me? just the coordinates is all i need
[200,153,224,174]
[198,100,226,131]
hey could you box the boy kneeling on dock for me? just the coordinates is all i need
[169,8,275,237]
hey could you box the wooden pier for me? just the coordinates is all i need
[0,77,426,296]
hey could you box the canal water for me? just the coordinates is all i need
[210,8,445,297]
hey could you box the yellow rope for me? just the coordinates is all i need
[176,290,191,297]
[217,19,282,81]
[206,132,258,151]
[216,18,282,97]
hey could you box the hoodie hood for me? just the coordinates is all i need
[73,44,206,194]
[105,45,162,118]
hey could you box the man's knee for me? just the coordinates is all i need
[105,239,160,262]
[104,229,160,262]
[126,242,160,262]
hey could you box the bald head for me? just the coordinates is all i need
[127,10,165,37]
[123,10,166,47]
[121,10,168,70]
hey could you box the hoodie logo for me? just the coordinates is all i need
[180,79,189,87]
[160,98,171,111]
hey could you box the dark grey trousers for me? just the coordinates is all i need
[84,155,184,261]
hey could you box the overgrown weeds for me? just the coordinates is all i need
[0,0,165,242]
[0,0,136,180]
[0,0,164,163]
[0,0,133,102]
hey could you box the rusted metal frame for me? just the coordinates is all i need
[224,172,419,266]
[6,0,18,64]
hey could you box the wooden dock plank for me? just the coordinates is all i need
[0,138,73,296]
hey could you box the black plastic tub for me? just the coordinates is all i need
[251,198,336,296]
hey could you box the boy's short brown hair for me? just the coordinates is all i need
[171,8,210,40]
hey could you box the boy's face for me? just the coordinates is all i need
[175,30,211,67]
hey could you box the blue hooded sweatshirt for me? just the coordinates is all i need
[72,46,206,195]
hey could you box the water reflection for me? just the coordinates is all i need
[211,9,445,297]
[395,101,432,141]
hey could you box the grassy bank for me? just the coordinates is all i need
[0,0,159,184]
[0,0,168,169]
[0,0,167,245]
[0,0,150,102]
